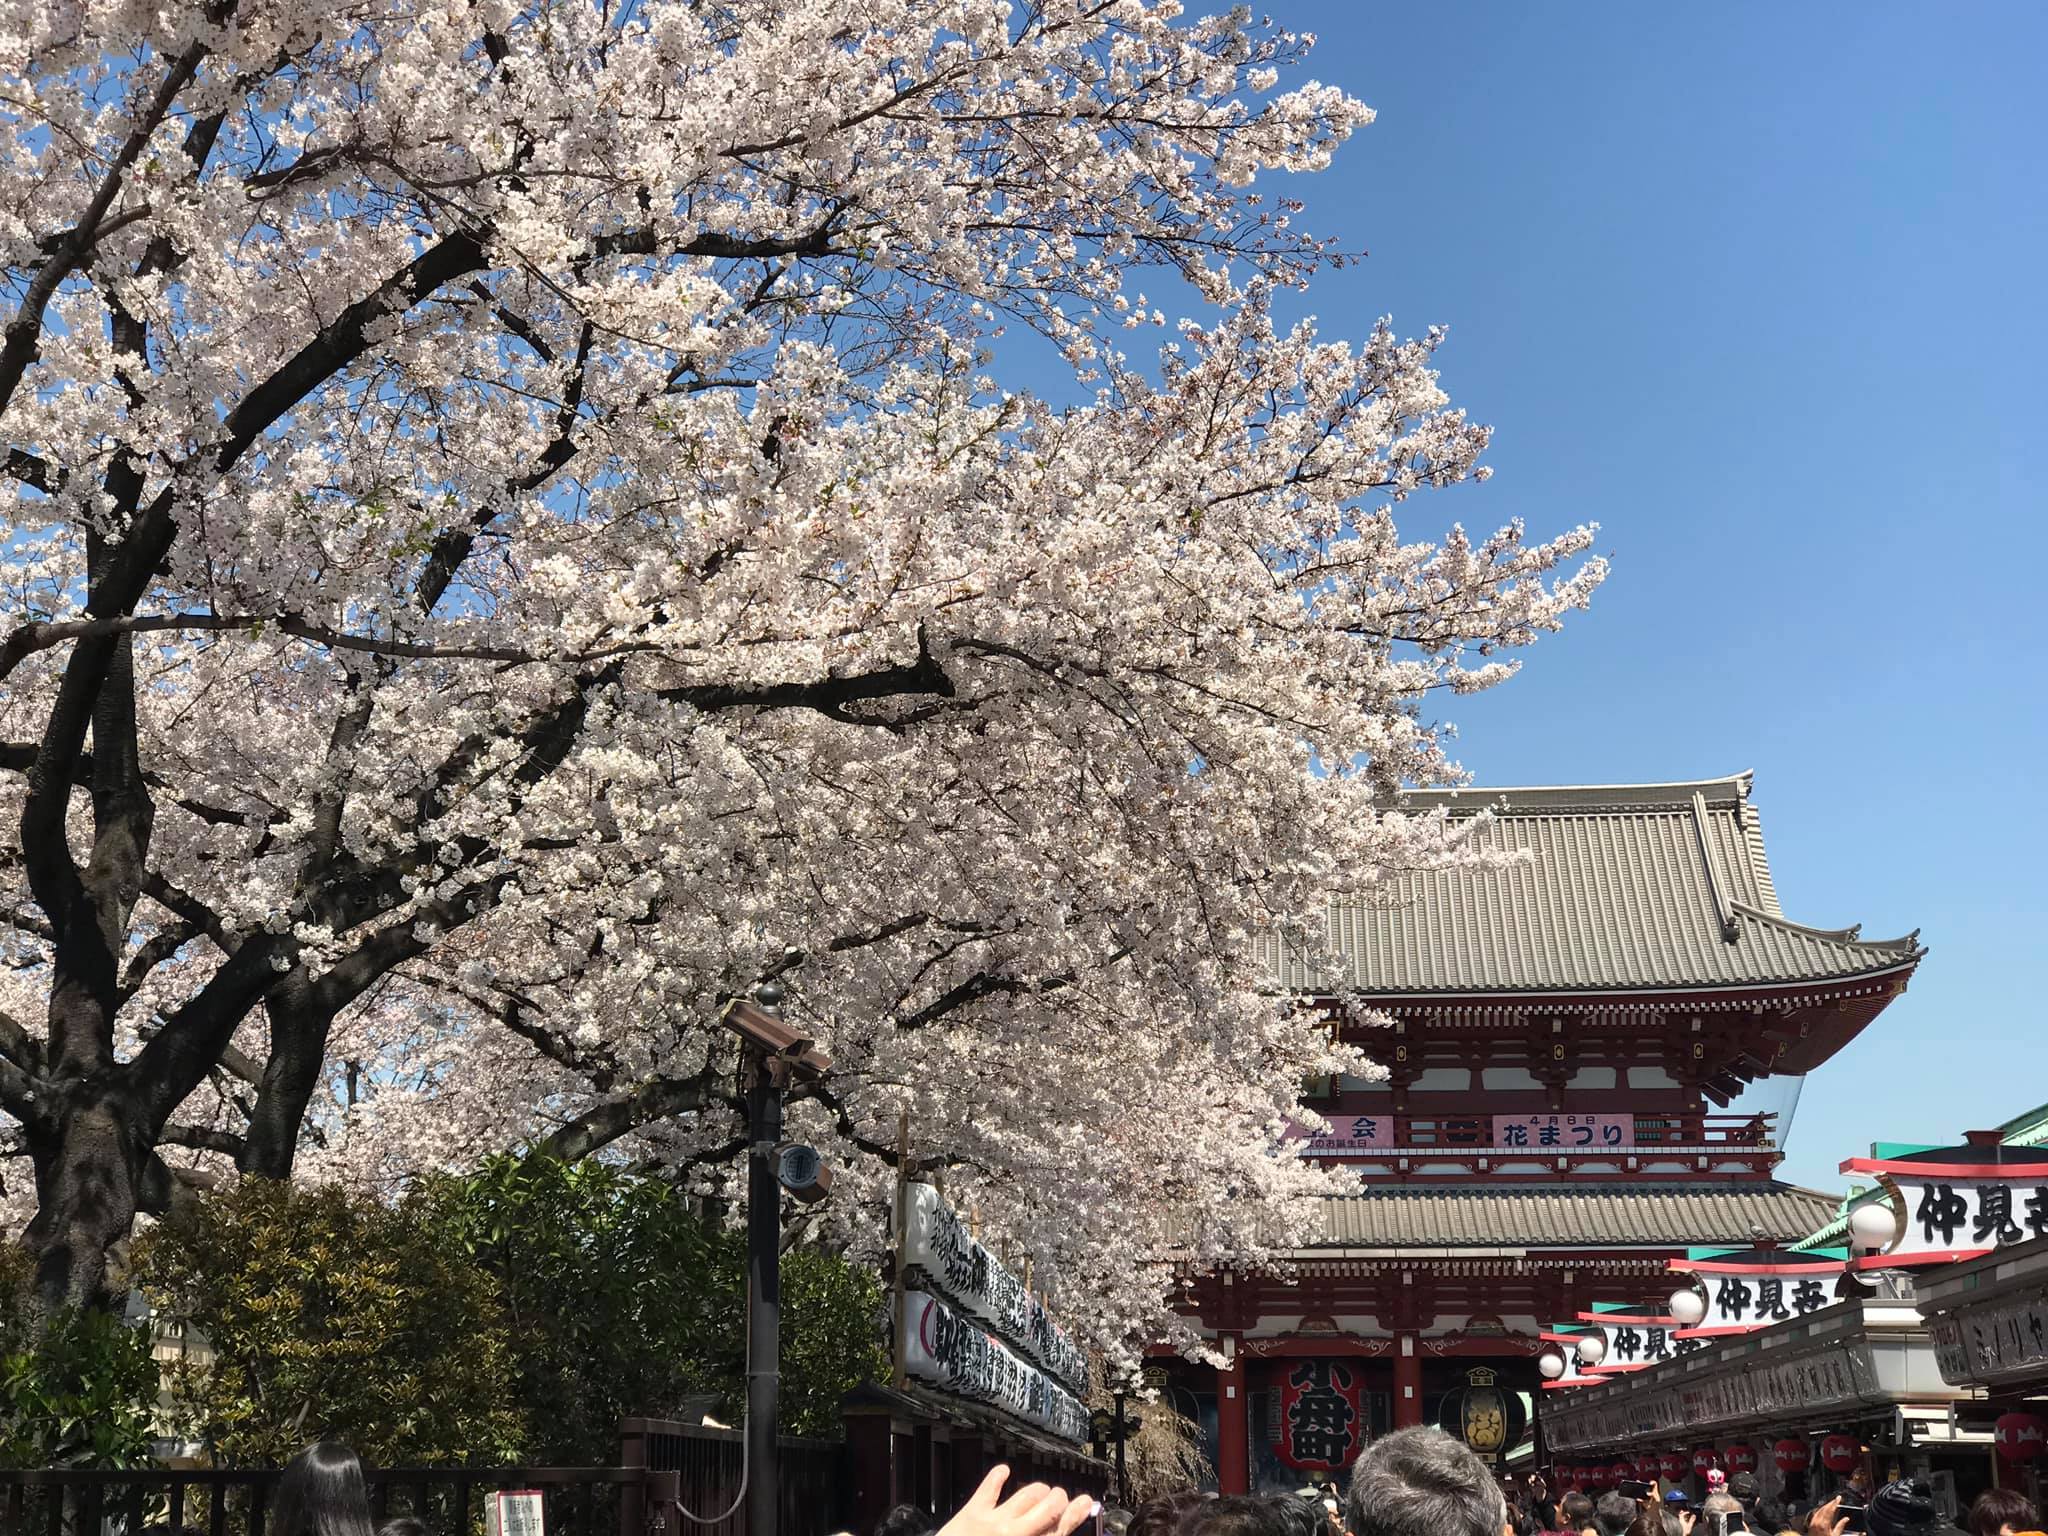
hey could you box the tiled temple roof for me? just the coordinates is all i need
[1309,1182,1839,1249]
[1269,772,1922,996]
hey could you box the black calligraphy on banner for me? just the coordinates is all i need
[1917,1183,1970,1246]
[906,1292,1091,1442]
[902,1184,1090,1395]
[1278,1361,1362,1472]
[1975,1186,2024,1245]
[1890,1179,2048,1260]
[1757,1279,1791,1322]
[1715,1277,1753,1323]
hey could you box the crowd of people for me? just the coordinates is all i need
[924,1431,2045,1536]
[250,1430,2041,1536]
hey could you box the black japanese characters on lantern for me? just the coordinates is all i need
[1277,1359,1364,1472]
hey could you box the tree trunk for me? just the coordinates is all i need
[21,1089,147,1312]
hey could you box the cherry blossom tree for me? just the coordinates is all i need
[0,0,1603,1339]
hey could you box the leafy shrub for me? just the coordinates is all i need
[430,1155,887,1454]
[129,1180,526,1467]
[128,1159,888,1467]
[0,1242,158,1469]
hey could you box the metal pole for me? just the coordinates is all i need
[1112,1387,1128,1508]
[746,1052,782,1536]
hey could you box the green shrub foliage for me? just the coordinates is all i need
[128,1180,526,1466]
[0,1244,158,1468]
[120,1157,887,1465]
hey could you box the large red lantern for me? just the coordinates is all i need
[1276,1360,1365,1472]
[1585,1463,1609,1489]
[1774,1439,1809,1474]
[1692,1448,1720,1478]
[1612,1461,1638,1484]
[1994,1412,2048,1463]
[1819,1435,1860,1474]
[1726,1444,1757,1474]
[1660,1452,1690,1482]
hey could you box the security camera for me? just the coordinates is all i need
[721,997,830,1080]
[776,1143,833,1204]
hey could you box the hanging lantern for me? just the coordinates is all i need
[1585,1463,1610,1489]
[1612,1460,1637,1485]
[1538,1351,1568,1381]
[1576,1331,1609,1366]
[1276,1360,1365,1472]
[1660,1451,1690,1482]
[1819,1435,1860,1474]
[1774,1439,1810,1474]
[1726,1444,1758,1474]
[1994,1412,2048,1463]
[1693,1448,1720,1478]
[1436,1365,1527,1461]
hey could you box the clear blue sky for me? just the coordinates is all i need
[1024,3,2046,1187]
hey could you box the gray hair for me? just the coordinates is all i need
[1346,1427,1508,1536]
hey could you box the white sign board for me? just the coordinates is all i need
[1879,1176,2048,1263]
[901,1183,1089,1397]
[903,1290,1091,1443]
[488,1492,545,1536]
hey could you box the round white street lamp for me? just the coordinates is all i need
[1538,1350,1568,1380]
[1668,1286,1708,1327]
[1575,1331,1608,1366]
[1848,1200,1897,1253]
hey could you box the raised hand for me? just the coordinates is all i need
[936,1466,1098,1536]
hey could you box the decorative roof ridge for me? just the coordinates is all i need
[1324,1181,1830,1202]
[1390,771,1754,816]
[1728,900,1924,955]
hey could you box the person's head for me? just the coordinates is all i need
[1346,1427,1510,1536]
[1127,1493,1204,1536]
[1563,1493,1596,1534]
[1182,1496,1295,1536]
[1594,1493,1639,1536]
[273,1444,375,1536]
[378,1521,429,1536]
[877,1507,938,1536]
[1868,1480,1944,1536]
[1970,1490,2038,1536]
[1659,1513,1685,1536]
[1271,1497,1326,1536]
[1727,1476,1759,1515]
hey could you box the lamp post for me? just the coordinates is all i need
[723,987,832,1536]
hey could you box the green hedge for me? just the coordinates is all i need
[0,1155,886,1468]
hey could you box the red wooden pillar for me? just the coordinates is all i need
[1393,1334,1423,1429]
[1217,1339,1250,1495]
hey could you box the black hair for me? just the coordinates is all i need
[1594,1493,1639,1536]
[271,1443,375,1536]
[875,1507,937,1536]
[378,1521,430,1536]
[1127,1492,1206,1536]
[1183,1497,1298,1536]
[1563,1493,1596,1533]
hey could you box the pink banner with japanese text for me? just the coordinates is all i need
[1492,1113,1634,1150]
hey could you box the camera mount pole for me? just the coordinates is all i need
[746,1043,784,1536]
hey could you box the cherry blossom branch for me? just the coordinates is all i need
[0,610,665,681]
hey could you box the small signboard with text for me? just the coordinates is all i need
[488,1492,545,1536]
[1493,1113,1634,1150]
